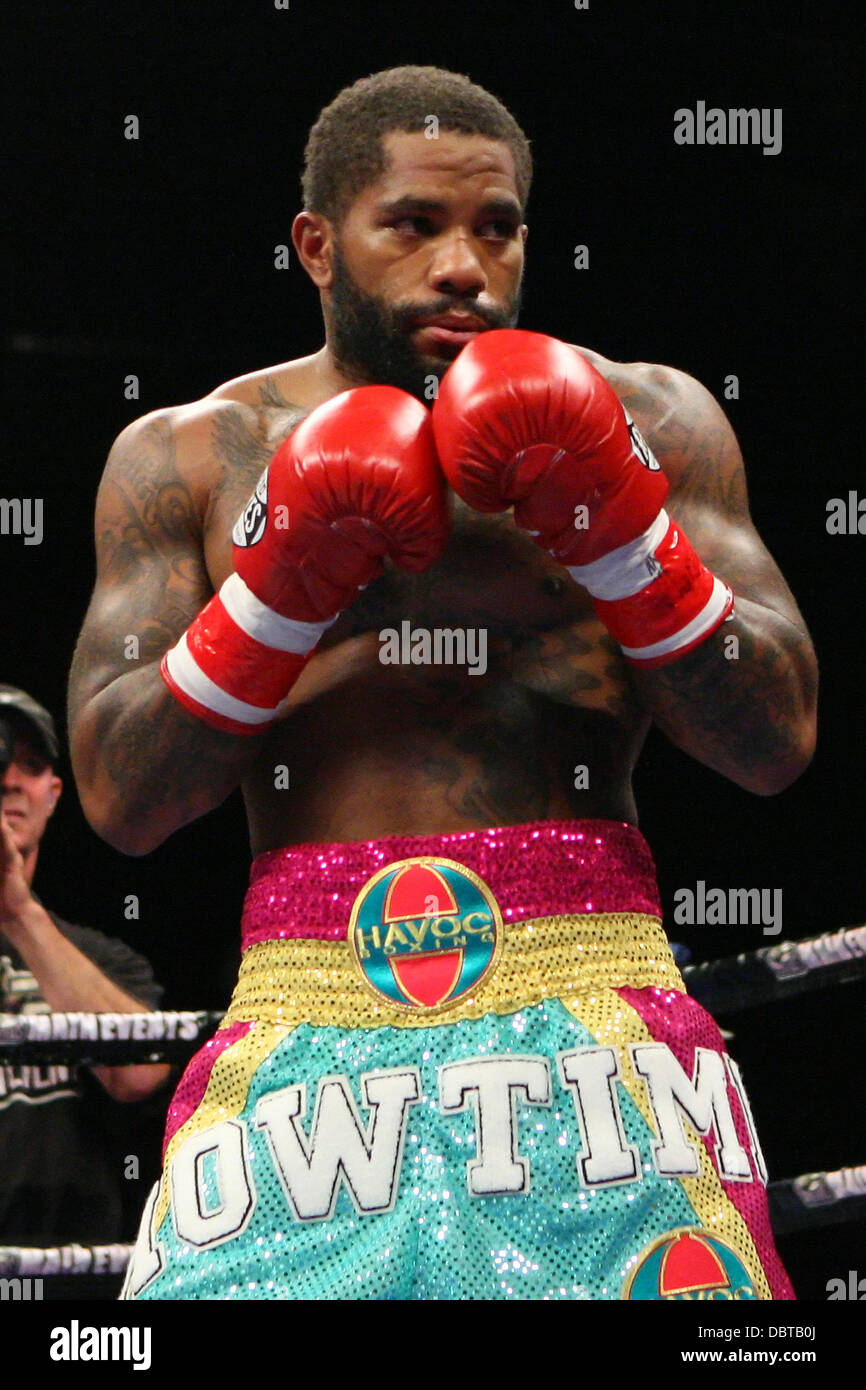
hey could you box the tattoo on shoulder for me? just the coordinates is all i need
[258,376,295,410]
[101,418,199,574]
[212,407,275,475]
[611,368,749,520]
[213,395,310,482]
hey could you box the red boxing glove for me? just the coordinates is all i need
[432,329,733,666]
[162,387,449,734]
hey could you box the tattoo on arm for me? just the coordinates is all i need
[69,415,265,841]
[635,604,815,781]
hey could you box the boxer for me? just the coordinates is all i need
[68,66,816,1300]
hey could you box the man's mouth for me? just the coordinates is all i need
[411,315,488,349]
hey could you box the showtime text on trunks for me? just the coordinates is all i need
[378,621,487,675]
[673,881,782,936]
[122,1041,768,1295]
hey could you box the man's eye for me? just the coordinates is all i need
[392,217,435,235]
[479,221,518,239]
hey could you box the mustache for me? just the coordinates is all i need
[391,298,515,333]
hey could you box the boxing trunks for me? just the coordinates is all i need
[122,820,793,1301]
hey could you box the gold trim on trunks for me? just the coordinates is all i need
[223,912,682,1030]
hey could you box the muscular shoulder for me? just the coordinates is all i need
[102,362,314,523]
[207,352,320,411]
[572,344,706,435]
[100,396,248,527]
[571,345,742,497]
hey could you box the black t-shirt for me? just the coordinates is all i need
[0,912,164,1245]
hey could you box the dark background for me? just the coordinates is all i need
[5,0,863,1298]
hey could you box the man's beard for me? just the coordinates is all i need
[328,241,522,402]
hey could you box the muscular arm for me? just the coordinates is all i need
[617,366,818,794]
[68,410,268,854]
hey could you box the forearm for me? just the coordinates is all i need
[71,661,267,855]
[632,598,818,794]
[1,900,171,1102]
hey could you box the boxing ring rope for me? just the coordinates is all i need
[1,924,863,1066]
[1,923,863,1283]
[681,922,866,1014]
[0,1010,222,1066]
[1,1168,862,1282]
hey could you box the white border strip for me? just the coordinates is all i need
[165,636,278,724]
[220,573,335,653]
[567,511,669,600]
[620,575,732,661]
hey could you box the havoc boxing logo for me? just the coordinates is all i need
[232,468,269,547]
[622,1229,759,1301]
[348,858,503,1012]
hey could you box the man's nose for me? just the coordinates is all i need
[1,762,22,792]
[428,233,487,297]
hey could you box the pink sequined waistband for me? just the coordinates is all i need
[240,819,661,948]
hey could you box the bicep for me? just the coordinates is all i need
[69,414,213,715]
[654,373,809,632]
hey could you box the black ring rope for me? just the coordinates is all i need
[0,926,863,1063]
[1,1164,862,1277]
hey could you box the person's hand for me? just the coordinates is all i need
[433,329,732,666]
[162,386,450,732]
[0,813,33,930]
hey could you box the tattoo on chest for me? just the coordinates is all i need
[211,390,311,514]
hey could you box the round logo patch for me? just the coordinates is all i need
[622,1228,759,1301]
[623,409,661,471]
[348,857,503,1013]
[232,468,269,548]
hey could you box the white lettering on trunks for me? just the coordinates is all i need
[148,1042,759,1264]
[724,1054,768,1184]
[254,1067,421,1220]
[558,1047,641,1185]
[439,1056,552,1194]
[119,1183,164,1300]
[170,1119,256,1246]
[630,1044,753,1181]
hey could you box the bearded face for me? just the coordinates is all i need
[328,239,522,402]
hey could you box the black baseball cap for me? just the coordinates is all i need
[0,686,61,763]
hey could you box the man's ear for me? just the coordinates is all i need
[47,775,62,815]
[292,211,336,290]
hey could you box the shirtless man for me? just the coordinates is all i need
[69,67,817,1301]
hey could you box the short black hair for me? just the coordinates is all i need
[301,66,532,227]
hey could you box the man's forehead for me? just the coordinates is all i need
[373,129,519,198]
[9,727,50,767]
